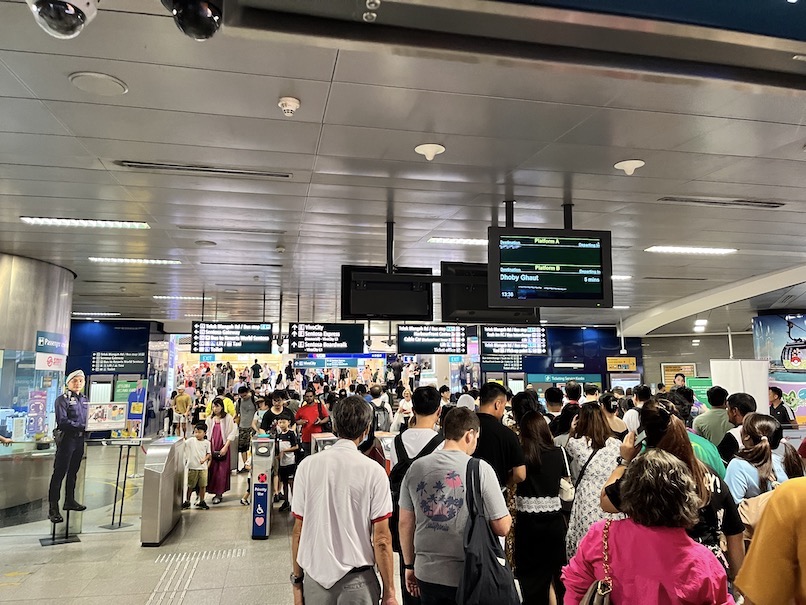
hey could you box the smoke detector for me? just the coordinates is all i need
[614,159,645,176]
[278,97,301,117]
[414,143,446,161]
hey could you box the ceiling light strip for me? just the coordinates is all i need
[22,217,150,229]
[72,312,122,317]
[89,257,181,265]
[645,246,737,255]
[428,237,488,246]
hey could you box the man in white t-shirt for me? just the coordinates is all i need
[291,396,398,605]
[623,385,652,434]
[390,386,443,467]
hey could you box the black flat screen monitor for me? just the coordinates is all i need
[488,227,613,308]
[441,262,542,324]
[341,265,433,321]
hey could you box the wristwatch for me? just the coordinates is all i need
[616,456,629,467]
[290,572,304,585]
[403,563,415,570]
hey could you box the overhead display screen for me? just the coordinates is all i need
[289,323,365,354]
[480,325,548,356]
[397,325,467,355]
[192,322,273,354]
[488,227,613,308]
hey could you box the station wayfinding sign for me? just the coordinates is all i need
[288,323,365,354]
[480,325,548,356]
[397,324,467,355]
[91,351,148,373]
[191,322,273,354]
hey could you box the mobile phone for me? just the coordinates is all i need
[633,430,647,449]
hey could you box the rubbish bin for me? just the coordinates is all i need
[250,437,274,539]
[140,436,184,546]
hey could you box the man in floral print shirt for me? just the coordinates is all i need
[398,407,511,605]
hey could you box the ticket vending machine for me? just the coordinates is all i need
[251,437,274,540]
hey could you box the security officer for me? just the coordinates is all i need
[48,369,89,524]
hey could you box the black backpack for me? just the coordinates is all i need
[389,432,444,551]
[456,458,519,605]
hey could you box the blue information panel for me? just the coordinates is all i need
[503,0,806,42]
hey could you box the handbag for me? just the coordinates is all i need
[559,448,575,503]
[317,402,333,433]
[739,478,780,540]
[581,519,613,605]
[455,458,520,605]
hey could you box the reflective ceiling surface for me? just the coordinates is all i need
[1,0,806,336]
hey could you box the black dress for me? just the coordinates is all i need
[514,447,569,605]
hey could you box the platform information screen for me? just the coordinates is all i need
[480,325,548,356]
[288,323,365,354]
[488,227,612,308]
[397,324,467,354]
[191,322,273,354]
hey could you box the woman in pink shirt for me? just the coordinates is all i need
[562,449,735,605]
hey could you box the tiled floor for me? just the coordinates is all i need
[0,444,296,605]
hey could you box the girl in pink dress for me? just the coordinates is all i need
[205,398,238,504]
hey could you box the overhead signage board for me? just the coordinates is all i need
[480,354,524,372]
[35,331,68,355]
[192,322,273,354]
[293,358,359,369]
[397,325,467,355]
[480,326,548,356]
[91,351,147,374]
[289,323,364,354]
[606,357,637,372]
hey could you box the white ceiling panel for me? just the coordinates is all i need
[558,108,728,150]
[43,101,323,153]
[0,97,71,135]
[0,51,331,122]
[676,120,806,157]
[0,57,32,98]
[324,82,596,141]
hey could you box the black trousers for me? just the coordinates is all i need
[49,434,85,505]
[417,580,456,605]
[518,567,565,605]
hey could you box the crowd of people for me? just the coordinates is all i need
[175,370,805,605]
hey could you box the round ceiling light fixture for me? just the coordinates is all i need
[614,159,646,176]
[68,72,128,96]
[414,143,446,161]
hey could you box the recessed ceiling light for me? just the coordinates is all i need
[614,159,646,176]
[153,295,212,301]
[692,342,700,346]
[794,54,806,61]
[22,217,149,229]
[694,319,708,326]
[414,143,446,161]
[224,289,238,294]
[613,305,631,310]
[692,339,701,343]
[194,240,217,247]
[427,237,487,246]
[72,311,122,317]
[69,72,128,96]
[693,325,706,333]
[611,275,632,281]
[645,246,737,255]
[89,257,181,265]
[540,319,548,324]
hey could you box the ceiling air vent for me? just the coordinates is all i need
[115,160,293,180]
[658,196,785,210]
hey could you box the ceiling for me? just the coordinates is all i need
[2,0,806,338]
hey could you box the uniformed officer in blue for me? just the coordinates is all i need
[48,369,89,524]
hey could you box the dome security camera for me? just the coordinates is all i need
[161,0,222,41]
[26,0,98,40]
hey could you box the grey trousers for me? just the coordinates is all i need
[304,568,381,605]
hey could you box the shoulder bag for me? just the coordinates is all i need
[316,401,333,433]
[739,477,780,540]
[456,458,520,605]
[581,519,613,605]
[559,448,575,504]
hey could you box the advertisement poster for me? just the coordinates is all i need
[26,390,48,437]
[87,403,127,431]
[661,363,697,387]
[753,314,806,423]
[687,377,713,409]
